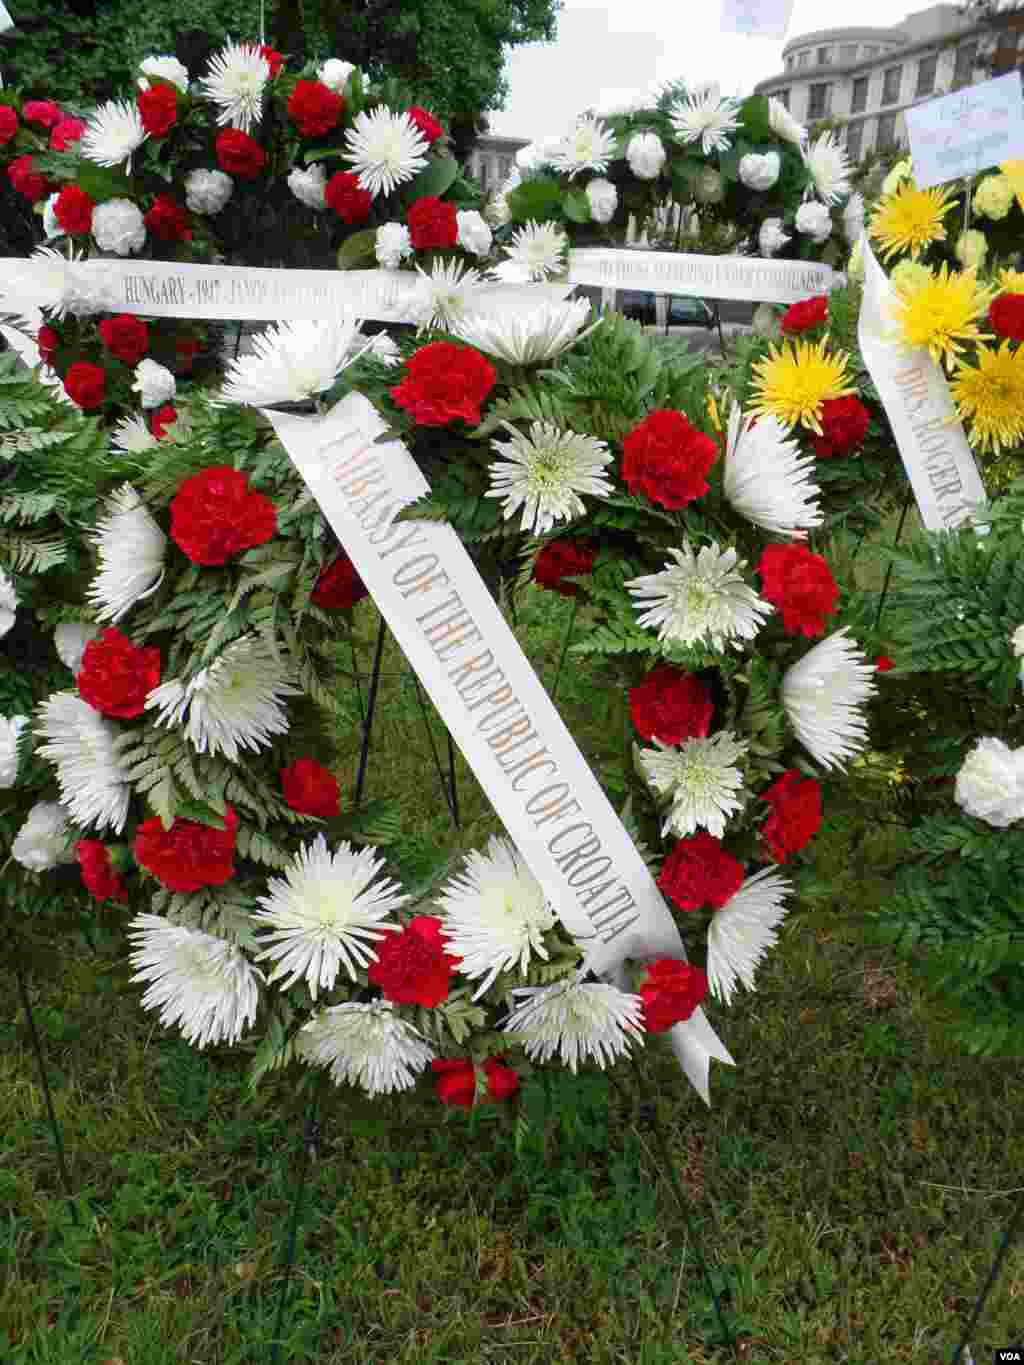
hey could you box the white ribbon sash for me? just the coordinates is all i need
[569,248,843,305]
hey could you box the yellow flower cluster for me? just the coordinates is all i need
[748,339,856,435]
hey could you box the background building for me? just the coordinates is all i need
[755,3,1024,162]
[466,134,530,190]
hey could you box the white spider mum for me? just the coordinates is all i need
[707,868,791,1006]
[802,131,852,206]
[342,106,431,197]
[146,634,300,762]
[253,836,406,999]
[670,84,741,156]
[128,915,262,1048]
[486,419,614,535]
[0,566,17,638]
[199,41,270,132]
[723,404,823,539]
[80,99,148,167]
[626,542,773,650]
[411,258,487,335]
[111,413,158,454]
[451,299,599,366]
[638,731,749,839]
[435,835,557,999]
[499,219,568,282]
[87,483,167,624]
[781,627,877,771]
[503,975,645,1073]
[297,1002,434,1096]
[34,691,132,832]
[548,117,617,179]
[219,316,369,407]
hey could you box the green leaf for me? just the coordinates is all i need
[563,188,592,224]
[400,154,459,205]
[738,94,772,142]
[505,176,564,224]
[74,162,134,202]
[302,145,348,163]
[337,227,379,270]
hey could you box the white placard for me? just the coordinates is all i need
[857,235,987,532]
[569,248,842,305]
[266,393,735,1104]
[905,71,1024,191]
[720,0,794,38]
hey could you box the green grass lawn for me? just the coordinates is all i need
[4,509,1024,1364]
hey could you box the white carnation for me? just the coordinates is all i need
[91,199,146,256]
[585,176,618,224]
[12,801,75,872]
[139,55,190,93]
[287,163,327,210]
[318,59,356,94]
[758,217,790,256]
[795,200,832,243]
[954,736,1024,828]
[42,192,63,240]
[739,151,780,192]
[184,169,234,215]
[456,209,492,257]
[626,131,666,180]
[0,713,28,788]
[375,221,413,270]
[55,622,99,674]
[132,359,177,409]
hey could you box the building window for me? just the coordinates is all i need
[882,66,902,105]
[846,122,864,162]
[817,46,832,64]
[807,83,831,119]
[851,76,869,113]
[785,53,793,68]
[953,41,978,88]
[798,50,810,67]
[498,156,512,180]
[840,44,858,64]
[864,45,879,58]
[877,112,898,150]
[775,88,790,110]
[916,53,937,96]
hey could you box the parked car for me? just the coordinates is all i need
[571,286,716,330]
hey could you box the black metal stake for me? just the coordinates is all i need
[874,487,914,632]
[550,595,580,706]
[411,673,457,826]
[952,1186,1024,1365]
[343,613,366,728]
[353,613,387,810]
[267,1085,323,1364]
[446,732,460,830]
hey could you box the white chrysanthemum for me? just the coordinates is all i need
[92,198,146,256]
[670,83,741,155]
[0,713,28,788]
[54,623,99,674]
[842,191,865,244]
[954,736,1024,828]
[626,131,667,180]
[80,99,148,167]
[451,298,597,367]
[139,55,190,93]
[723,404,823,539]
[358,331,401,367]
[456,208,492,257]
[707,868,791,1006]
[131,358,176,408]
[626,542,773,650]
[297,1002,434,1096]
[411,258,487,335]
[111,413,158,454]
[486,419,614,535]
[184,168,234,215]
[318,58,356,94]
[435,835,556,999]
[759,217,791,257]
[639,731,748,839]
[781,628,877,771]
[287,162,327,210]
[803,131,851,206]
[375,220,413,269]
[219,316,368,406]
[503,975,645,1073]
[146,635,300,763]
[253,836,406,998]
[768,97,806,146]
[199,41,270,132]
[11,801,76,871]
[585,176,618,224]
[739,151,780,192]
[0,566,17,638]
[342,106,430,197]
[795,199,831,243]
[34,691,132,832]
[548,116,616,179]
[87,483,168,624]
[500,219,568,282]
[128,915,262,1048]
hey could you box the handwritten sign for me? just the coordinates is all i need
[720,0,795,39]
[905,71,1024,190]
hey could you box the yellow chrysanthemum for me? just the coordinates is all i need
[998,268,1024,296]
[999,160,1024,211]
[749,339,856,435]
[868,182,958,261]
[888,264,994,371]
[949,341,1024,455]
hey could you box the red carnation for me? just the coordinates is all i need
[174,336,201,373]
[170,466,277,565]
[63,361,106,410]
[76,840,129,905]
[629,665,714,746]
[780,295,828,334]
[657,831,744,912]
[53,185,95,236]
[407,195,458,250]
[287,80,344,138]
[324,171,372,223]
[406,106,444,145]
[37,325,59,367]
[432,1056,520,1108]
[759,769,822,864]
[145,193,192,242]
[311,552,368,610]
[150,404,178,439]
[757,543,839,637]
[390,342,496,427]
[215,128,266,179]
[281,757,341,818]
[989,293,1024,342]
[8,155,52,202]
[77,627,161,719]
[22,99,62,129]
[259,45,286,78]
[638,958,709,1032]
[811,395,870,458]
[532,540,595,597]
[50,116,86,151]
[134,806,239,893]
[368,916,459,1008]
[98,314,149,366]
[875,654,895,672]
[0,105,17,144]
[137,84,178,137]
[621,409,719,510]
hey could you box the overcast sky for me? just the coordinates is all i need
[488,0,915,141]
